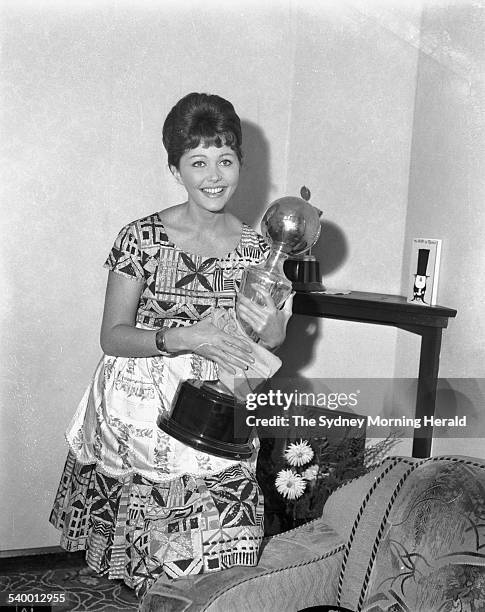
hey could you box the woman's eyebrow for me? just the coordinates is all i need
[187,151,235,159]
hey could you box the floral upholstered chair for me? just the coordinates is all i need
[140,455,485,612]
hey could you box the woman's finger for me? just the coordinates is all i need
[236,304,265,332]
[220,332,253,354]
[197,345,237,374]
[236,293,259,311]
[213,349,252,373]
[239,289,276,313]
[237,298,270,323]
[254,288,276,311]
[197,337,254,369]
[281,291,295,319]
[191,319,253,356]
[217,361,236,375]
[217,332,254,364]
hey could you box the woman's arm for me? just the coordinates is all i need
[100,271,255,372]
[100,271,159,357]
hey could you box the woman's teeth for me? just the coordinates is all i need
[202,187,224,195]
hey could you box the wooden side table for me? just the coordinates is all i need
[292,290,457,458]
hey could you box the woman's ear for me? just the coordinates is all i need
[170,165,182,184]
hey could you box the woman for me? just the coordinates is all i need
[50,92,293,596]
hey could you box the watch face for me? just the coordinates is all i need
[156,329,166,352]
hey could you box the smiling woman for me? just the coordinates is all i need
[172,145,240,211]
[164,144,242,255]
[49,92,294,598]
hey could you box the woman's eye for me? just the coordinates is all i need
[220,159,232,166]
[192,160,205,168]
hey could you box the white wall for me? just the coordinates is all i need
[395,0,485,457]
[1,0,483,551]
[0,0,296,551]
[277,0,422,458]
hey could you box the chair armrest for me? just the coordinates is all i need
[140,518,345,612]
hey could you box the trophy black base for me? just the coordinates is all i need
[284,256,325,291]
[292,280,326,292]
[157,380,254,461]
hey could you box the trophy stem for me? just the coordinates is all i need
[264,245,288,276]
[238,247,293,339]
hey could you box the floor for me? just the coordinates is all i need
[0,551,139,611]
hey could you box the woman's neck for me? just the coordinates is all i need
[159,201,242,258]
[182,201,231,230]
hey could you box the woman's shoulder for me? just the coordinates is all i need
[157,204,185,227]
[114,211,158,230]
[117,211,171,245]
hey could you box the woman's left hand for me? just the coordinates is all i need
[236,290,295,349]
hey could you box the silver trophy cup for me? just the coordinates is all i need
[239,192,322,337]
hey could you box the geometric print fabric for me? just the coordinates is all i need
[62,215,270,483]
[51,212,269,594]
[50,452,264,597]
[104,213,270,329]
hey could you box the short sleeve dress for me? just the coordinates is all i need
[49,211,270,596]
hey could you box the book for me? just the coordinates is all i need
[407,238,442,306]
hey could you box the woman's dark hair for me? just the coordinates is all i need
[162,92,243,169]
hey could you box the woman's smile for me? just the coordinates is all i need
[201,186,226,197]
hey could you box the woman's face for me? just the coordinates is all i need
[172,143,240,214]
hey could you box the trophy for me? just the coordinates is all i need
[239,185,322,340]
[158,188,323,460]
[281,186,324,292]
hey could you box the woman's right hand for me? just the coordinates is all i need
[174,318,254,374]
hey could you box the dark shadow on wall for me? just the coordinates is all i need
[230,121,352,379]
[312,219,349,279]
[275,220,349,377]
[228,120,272,226]
[276,315,322,385]
[434,378,485,438]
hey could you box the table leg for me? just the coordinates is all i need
[412,326,443,458]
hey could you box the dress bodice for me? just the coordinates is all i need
[104,212,270,329]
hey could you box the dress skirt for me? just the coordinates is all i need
[49,350,264,597]
[50,450,264,597]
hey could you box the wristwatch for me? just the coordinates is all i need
[155,328,169,354]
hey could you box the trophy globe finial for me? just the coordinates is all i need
[261,190,321,257]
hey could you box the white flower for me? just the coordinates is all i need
[275,469,307,500]
[284,439,314,467]
[301,464,319,481]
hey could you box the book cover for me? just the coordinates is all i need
[407,238,442,306]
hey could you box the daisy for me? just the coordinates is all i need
[284,439,314,467]
[302,464,319,481]
[275,469,306,500]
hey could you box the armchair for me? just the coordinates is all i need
[140,455,485,611]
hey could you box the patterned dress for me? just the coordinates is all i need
[49,212,270,596]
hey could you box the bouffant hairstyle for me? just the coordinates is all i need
[162,92,243,169]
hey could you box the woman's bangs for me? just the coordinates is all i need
[191,132,236,149]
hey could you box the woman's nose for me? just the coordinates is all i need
[207,164,222,182]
